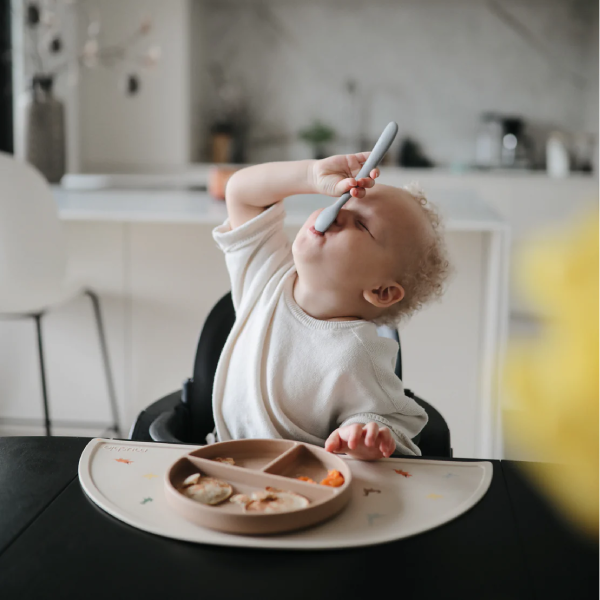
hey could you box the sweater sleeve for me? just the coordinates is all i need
[212,202,292,312]
[337,329,429,456]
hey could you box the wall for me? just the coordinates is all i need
[11,0,80,170]
[12,0,596,172]
[77,0,194,172]
[11,0,202,172]
[200,0,597,166]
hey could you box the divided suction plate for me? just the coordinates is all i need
[165,439,352,535]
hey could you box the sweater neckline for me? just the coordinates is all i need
[283,271,369,331]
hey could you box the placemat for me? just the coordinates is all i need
[79,438,492,550]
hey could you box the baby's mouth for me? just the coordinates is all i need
[309,225,325,237]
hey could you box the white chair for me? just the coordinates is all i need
[0,152,120,436]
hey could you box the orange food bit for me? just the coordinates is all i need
[296,476,317,484]
[394,469,412,477]
[319,470,345,487]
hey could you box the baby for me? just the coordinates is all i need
[212,152,450,460]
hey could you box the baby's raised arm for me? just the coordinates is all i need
[225,155,379,229]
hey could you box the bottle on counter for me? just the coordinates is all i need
[475,112,502,168]
[546,132,570,178]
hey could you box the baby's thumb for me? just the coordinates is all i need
[335,177,357,197]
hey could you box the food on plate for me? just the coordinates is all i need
[229,487,310,513]
[295,470,345,487]
[230,493,251,505]
[180,476,233,505]
[319,470,345,487]
[181,472,201,487]
[213,457,235,465]
[296,476,317,484]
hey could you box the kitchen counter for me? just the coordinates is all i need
[60,167,596,190]
[52,187,507,232]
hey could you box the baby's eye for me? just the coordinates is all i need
[357,220,370,233]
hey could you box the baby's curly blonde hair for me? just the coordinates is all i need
[372,183,452,327]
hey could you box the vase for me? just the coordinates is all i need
[24,76,65,183]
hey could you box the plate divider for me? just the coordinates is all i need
[186,455,251,476]
[260,443,302,472]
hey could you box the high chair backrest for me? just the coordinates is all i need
[188,292,236,441]
[0,152,67,311]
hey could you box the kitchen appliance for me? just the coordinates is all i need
[475,114,532,169]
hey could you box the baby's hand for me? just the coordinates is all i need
[325,422,396,461]
[311,153,380,199]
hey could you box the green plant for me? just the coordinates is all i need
[298,121,336,146]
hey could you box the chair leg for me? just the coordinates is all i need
[85,290,121,437]
[34,314,52,437]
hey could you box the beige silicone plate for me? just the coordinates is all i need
[164,439,352,535]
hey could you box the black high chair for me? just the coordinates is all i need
[130,292,453,457]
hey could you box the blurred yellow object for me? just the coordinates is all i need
[504,208,599,539]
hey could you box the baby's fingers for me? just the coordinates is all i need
[370,168,380,179]
[325,430,343,454]
[351,152,371,167]
[377,427,396,458]
[364,422,379,447]
[356,177,375,189]
[343,424,365,450]
[337,177,358,195]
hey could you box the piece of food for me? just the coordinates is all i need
[393,469,412,477]
[296,476,317,484]
[213,457,235,465]
[230,487,310,513]
[230,493,251,506]
[245,489,310,514]
[181,472,201,487]
[320,470,345,487]
[181,477,233,505]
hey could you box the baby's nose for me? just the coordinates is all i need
[330,217,342,231]
[331,210,348,229]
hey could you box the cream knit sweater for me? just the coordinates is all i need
[212,202,427,455]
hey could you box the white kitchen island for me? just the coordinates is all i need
[0,187,509,459]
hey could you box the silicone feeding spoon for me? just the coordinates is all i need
[313,121,399,234]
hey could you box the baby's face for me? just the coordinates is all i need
[292,185,433,303]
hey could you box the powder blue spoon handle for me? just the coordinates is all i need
[314,121,399,233]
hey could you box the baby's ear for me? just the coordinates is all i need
[363,283,404,308]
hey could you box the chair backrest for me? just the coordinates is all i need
[0,152,67,310]
[188,292,236,440]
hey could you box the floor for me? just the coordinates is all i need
[0,420,122,440]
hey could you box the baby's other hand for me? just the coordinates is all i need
[325,422,395,461]
[311,153,380,199]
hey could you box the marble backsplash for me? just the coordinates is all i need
[199,0,598,167]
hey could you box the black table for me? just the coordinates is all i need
[0,437,596,599]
